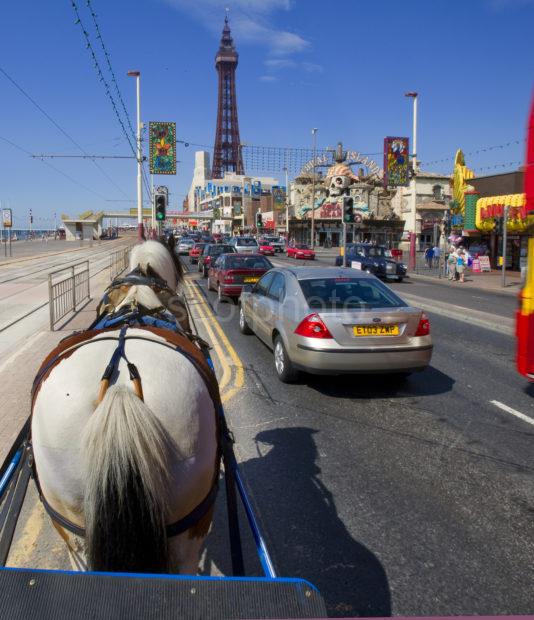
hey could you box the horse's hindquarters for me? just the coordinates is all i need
[32,329,218,573]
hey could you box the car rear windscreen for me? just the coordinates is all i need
[209,245,234,255]
[299,277,405,309]
[225,256,272,270]
[236,238,258,246]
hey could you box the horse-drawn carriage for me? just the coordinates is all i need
[0,239,326,618]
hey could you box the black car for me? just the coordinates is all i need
[198,243,236,277]
[335,244,407,282]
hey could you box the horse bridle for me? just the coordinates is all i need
[30,324,225,540]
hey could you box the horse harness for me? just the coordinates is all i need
[30,297,232,541]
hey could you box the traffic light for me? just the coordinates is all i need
[255,211,263,228]
[155,193,166,222]
[343,196,354,223]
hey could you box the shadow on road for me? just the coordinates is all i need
[201,427,391,617]
[304,365,454,399]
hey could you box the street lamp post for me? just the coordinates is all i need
[128,70,144,241]
[284,166,289,237]
[311,128,318,248]
[405,92,418,269]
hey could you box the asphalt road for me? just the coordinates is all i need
[183,256,534,617]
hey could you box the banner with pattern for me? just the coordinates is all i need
[149,121,176,175]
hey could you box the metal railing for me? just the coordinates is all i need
[411,252,447,278]
[48,261,90,331]
[110,246,132,281]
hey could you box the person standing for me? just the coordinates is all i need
[432,244,441,267]
[456,249,467,283]
[424,245,434,268]
[447,247,457,281]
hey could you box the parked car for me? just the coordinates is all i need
[335,244,407,282]
[208,253,273,302]
[230,237,259,254]
[258,240,276,256]
[189,242,207,264]
[287,243,315,260]
[239,267,432,382]
[261,236,285,253]
[177,238,195,255]
[198,243,236,277]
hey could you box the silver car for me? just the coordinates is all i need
[239,267,433,382]
[231,237,259,254]
[177,238,195,255]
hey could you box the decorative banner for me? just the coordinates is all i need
[149,121,176,175]
[2,208,12,228]
[383,137,409,187]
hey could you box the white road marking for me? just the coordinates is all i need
[490,400,534,426]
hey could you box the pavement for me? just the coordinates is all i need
[2,247,533,617]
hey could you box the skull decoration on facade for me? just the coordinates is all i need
[324,163,359,199]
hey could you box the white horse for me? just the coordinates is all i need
[31,239,219,573]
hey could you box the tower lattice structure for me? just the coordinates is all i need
[211,16,244,179]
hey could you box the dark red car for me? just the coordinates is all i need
[189,242,206,264]
[287,243,315,260]
[207,253,273,302]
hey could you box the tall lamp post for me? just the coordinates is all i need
[310,128,318,248]
[284,165,289,237]
[405,91,418,269]
[128,70,144,241]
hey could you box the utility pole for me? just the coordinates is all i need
[405,91,418,268]
[284,166,289,237]
[501,206,509,288]
[128,70,144,241]
[311,128,318,249]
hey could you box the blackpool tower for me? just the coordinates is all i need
[211,15,244,178]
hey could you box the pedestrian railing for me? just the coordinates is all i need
[412,252,447,278]
[110,246,132,281]
[48,261,90,331]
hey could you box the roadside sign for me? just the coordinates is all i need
[479,256,491,272]
[2,209,12,228]
[472,258,481,273]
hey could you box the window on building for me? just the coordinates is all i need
[433,185,443,201]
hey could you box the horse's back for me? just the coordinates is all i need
[32,328,218,529]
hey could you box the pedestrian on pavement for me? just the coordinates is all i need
[447,247,457,281]
[424,245,434,268]
[432,244,441,267]
[456,249,467,283]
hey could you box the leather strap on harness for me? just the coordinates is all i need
[30,324,224,540]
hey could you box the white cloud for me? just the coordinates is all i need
[164,0,309,56]
[265,58,297,69]
[301,61,323,73]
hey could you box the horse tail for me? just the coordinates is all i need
[83,385,170,573]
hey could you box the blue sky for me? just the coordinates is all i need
[0,0,533,227]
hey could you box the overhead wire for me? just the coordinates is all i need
[0,134,109,200]
[0,65,132,201]
[70,0,152,202]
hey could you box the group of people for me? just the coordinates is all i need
[423,244,441,268]
[446,245,470,283]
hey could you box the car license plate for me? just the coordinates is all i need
[244,277,259,283]
[353,325,399,336]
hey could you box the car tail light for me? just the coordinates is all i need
[415,313,430,336]
[205,256,211,264]
[295,313,333,339]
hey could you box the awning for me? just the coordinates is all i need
[476,193,533,232]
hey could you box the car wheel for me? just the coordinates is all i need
[396,276,404,283]
[217,283,226,303]
[391,371,412,381]
[273,335,298,383]
[239,307,253,335]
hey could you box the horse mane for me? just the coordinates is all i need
[129,238,183,290]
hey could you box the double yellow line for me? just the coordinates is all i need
[184,277,244,403]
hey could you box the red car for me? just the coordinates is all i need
[258,240,275,256]
[287,243,315,260]
[189,242,206,264]
[207,253,273,302]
